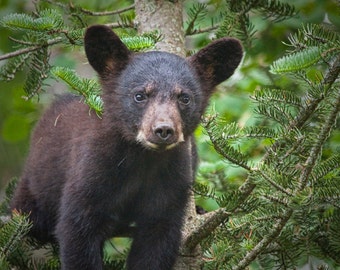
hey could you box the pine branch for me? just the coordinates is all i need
[1,10,64,32]
[186,25,219,36]
[270,46,323,74]
[51,67,103,114]
[287,24,340,52]
[233,208,293,270]
[78,4,134,16]
[0,211,32,258]
[255,169,293,196]
[297,87,340,191]
[183,208,230,253]
[203,117,252,171]
[185,3,208,35]
[23,47,50,98]
[311,153,340,181]
[183,177,256,252]
[0,37,62,61]
[289,54,340,130]
[233,55,340,269]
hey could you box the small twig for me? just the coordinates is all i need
[0,37,62,61]
[104,22,127,29]
[297,87,340,191]
[234,55,340,270]
[183,208,230,253]
[186,25,220,36]
[183,176,256,252]
[8,37,36,46]
[256,169,293,196]
[233,209,293,270]
[78,4,135,16]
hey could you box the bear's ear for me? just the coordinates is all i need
[189,38,243,90]
[84,25,131,76]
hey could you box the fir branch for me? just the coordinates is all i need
[287,24,340,51]
[252,88,302,108]
[261,194,289,207]
[0,53,32,81]
[259,0,296,21]
[0,211,32,258]
[185,177,256,252]
[77,4,135,16]
[51,67,103,114]
[311,153,340,181]
[255,169,292,196]
[203,117,252,170]
[23,47,50,98]
[186,25,219,36]
[121,36,156,51]
[183,208,230,253]
[289,54,340,130]
[255,103,294,126]
[297,88,340,191]
[261,55,340,163]
[233,209,293,270]
[270,46,323,74]
[1,9,64,32]
[0,37,62,61]
[185,3,208,35]
[0,178,18,214]
[103,22,122,29]
[229,0,296,21]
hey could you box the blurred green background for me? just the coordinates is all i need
[0,0,339,195]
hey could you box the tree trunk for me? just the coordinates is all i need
[134,0,185,57]
[134,1,201,269]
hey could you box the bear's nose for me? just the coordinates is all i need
[154,124,174,141]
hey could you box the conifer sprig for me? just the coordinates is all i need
[0,211,32,260]
[201,20,340,269]
[51,67,103,114]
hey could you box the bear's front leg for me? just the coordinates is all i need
[56,211,106,270]
[55,184,109,270]
[127,210,185,270]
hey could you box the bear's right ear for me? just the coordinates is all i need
[84,25,131,76]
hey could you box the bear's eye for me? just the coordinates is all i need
[134,92,147,103]
[178,93,191,105]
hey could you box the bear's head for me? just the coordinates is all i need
[84,25,243,151]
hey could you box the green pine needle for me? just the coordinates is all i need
[270,46,322,74]
[0,211,32,258]
[51,66,103,114]
[1,9,63,32]
[121,36,156,52]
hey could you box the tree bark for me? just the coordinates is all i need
[134,1,201,269]
[134,0,185,57]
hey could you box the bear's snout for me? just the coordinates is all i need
[154,123,174,141]
[136,101,184,151]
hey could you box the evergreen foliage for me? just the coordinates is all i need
[51,66,103,114]
[0,1,157,110]
[195,21,340,269]
[0,0,339,269]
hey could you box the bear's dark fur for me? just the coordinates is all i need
[11,25,243,270]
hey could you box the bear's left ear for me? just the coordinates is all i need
[84,25,131,77]
[189,38,243,91]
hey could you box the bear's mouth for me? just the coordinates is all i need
[136,131,184,151]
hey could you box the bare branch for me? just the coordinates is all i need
[78,4,135,16]
[298,85,340,190]
[0,37,62,61]
[186,25,219,36]
[183,208,230,253]
[233,209,293,270]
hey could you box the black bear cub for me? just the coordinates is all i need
[11,25,242,269]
